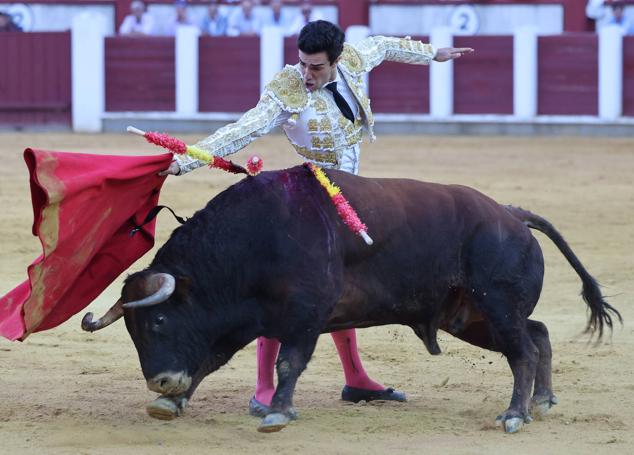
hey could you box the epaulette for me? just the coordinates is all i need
[339,43,365,75]
[264,65,310,113]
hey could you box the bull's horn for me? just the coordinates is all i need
[122,273,176,309]
[81,299,124,332]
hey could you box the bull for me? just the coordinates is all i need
[81,165,620,433]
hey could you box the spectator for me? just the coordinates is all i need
[587,0,632,31]
[287,0,322,36]
[119,0,155,36]
[201,0,227,36]
[165,0,192,36]
[0,11,22,32]
[227,0,261,36]
[586,0,608,25]
[260,0,290,31]
[607,1,633,34]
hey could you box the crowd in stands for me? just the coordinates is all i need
[4,1,630,36]
[118,0,323,37]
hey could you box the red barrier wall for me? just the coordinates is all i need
[284,37,298,66]
[105,37,175,112]
[0,32,71,126]
[538,34,598,116]
[370,36,430,114]
[454,36,513,115]
[622,37,634,117]
[199,37,260,112]
[4,31,630,127]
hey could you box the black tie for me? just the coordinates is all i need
[325,82,355,123]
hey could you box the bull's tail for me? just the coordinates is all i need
[505,205,622,340]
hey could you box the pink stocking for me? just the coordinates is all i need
[254,336,280,405]
[331,328,384,391]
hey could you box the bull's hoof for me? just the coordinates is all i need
[146,396,188,421]
[501,417,524,433]
[249,396,270,418]
[248,397,298,420]
[530,394,559,417]
[257,413,291,433]
[496,412,532,433]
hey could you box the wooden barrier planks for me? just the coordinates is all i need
[538,34,598,116]
[105,37,175,112]
[369,36,430,114]
[454,35,513,115]
[0,32,71,126]
[199,36,260,112]
[284,36,298,66]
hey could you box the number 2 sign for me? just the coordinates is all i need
[449,5,479,36]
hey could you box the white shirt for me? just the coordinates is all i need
[608,16,633,35]
[586,0,607,21]
[586,0,630,30]
[326,71,361,174]
[286,11,323,36]
[119,13,155,35]
[164,18,193,36]
[260,9,292,31]
[227,9,261,36]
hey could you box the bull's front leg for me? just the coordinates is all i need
[257,333,319,433]
[146,394,188,420]
[145,373,205,420]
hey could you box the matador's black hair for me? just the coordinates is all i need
[297,20,345,64]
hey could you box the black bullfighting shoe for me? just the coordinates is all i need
[341,386,407,403]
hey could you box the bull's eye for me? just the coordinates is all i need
[155,314,166,326]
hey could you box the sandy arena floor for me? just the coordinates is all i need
[0,132,632,454]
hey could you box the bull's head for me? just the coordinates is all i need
[82,270,218,397]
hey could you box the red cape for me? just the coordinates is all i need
[0,149,173,341]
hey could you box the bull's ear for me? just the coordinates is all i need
[174,275,192,302]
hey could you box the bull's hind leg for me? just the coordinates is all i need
[527,320,559,417]
[480,295,539,433]
[257,332,320,433]
[497,331,540,433]
[451,296,539,433]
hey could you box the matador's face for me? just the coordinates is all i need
[298,50,339,92]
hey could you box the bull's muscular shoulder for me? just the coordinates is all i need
[264,65,310,113]
[339,43,365,75]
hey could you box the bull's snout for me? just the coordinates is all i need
[147,371,192,395]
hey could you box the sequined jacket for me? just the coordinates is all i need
[176,35,436,174]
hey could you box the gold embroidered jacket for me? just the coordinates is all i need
[176,35,436,173]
